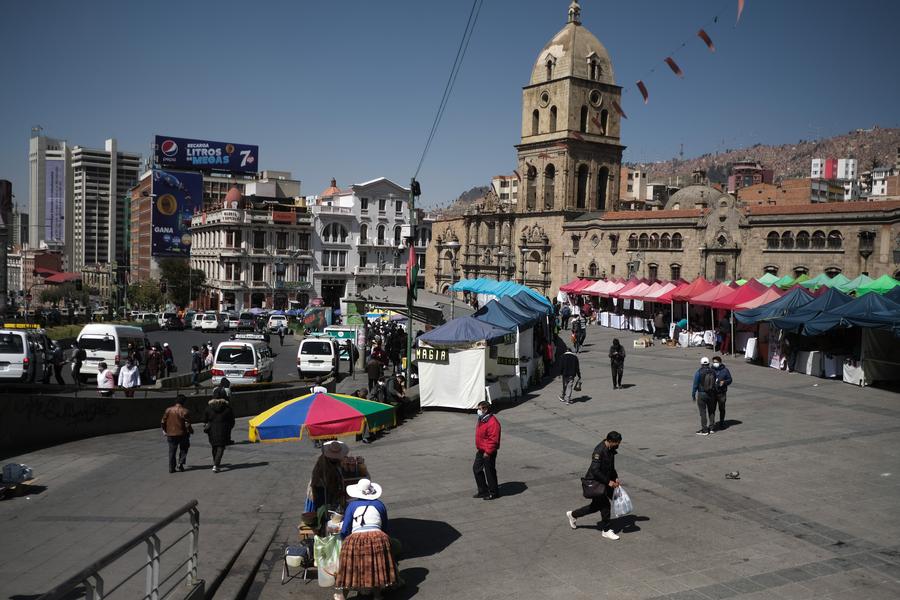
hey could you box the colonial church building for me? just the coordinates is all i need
[426,1,900,295]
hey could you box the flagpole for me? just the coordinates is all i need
[405,177,418,385]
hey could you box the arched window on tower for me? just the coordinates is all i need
[549,106,558,132]
[526,166,537,211]
[649,233,659,249]
[596,167,609,211]
[827,230,843,249]
[360,223,368,243]
[546,58,554,80]
[590,59,599,80]
[576,164,588,209]
[628,234,638,249]
[580,106,588,133]
[672,233,683,249]
[543,164,555,210]
[599,109,609,135]
[638,233,649,249]
[660,233,671,249]
[531,109,539,136]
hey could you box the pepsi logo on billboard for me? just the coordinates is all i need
[154,134,259,174]
[160,139,178,157]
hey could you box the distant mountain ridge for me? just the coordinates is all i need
[632,127,900,185]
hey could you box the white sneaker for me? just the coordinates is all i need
[212,466,218,473]
[566,511,577,529]
[601,529,620,540]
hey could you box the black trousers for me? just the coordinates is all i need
[473,450,498,495]
[167,435,190,472]
[715,391,727,423]
[610,364,623,388]
[572,485,614,529]
[72,364,82,386]
[211,445,225,468]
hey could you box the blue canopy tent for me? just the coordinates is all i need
[474,300,529,331]
[475,298,547,389]
[770,288,853,332]
[885,286,900,303]
[802,292,900,336]
[734,287,814,324]
[451,278,551,307]
[512,291,553,316]
[418,316,512,346]
[497,295,544,328]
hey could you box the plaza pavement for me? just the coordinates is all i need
[2,325,900,599]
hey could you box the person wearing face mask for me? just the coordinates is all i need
[473,400,502,500]
[710,356,733,431]
[566,431,623,540]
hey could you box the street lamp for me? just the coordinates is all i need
[496,249,506,281]
[446,240,461,319]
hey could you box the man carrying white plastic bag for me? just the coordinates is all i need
[565,431,625,540]
[611,485,633,519]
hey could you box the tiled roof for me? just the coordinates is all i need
[746,200,900,216]
[601,209,703,221]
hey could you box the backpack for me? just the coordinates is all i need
[699,367,716,394]
[561,305,571,318]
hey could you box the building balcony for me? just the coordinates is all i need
[354,265,405,276]
[315,206,354,216]
[313,265,351,275]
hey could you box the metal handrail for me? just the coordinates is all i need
[39,500,200,600]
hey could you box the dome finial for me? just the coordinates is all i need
[568,0,581,24]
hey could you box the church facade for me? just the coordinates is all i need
[425,2,900,295]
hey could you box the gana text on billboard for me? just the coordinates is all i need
[154,135,259,174]
[151,169,203,257]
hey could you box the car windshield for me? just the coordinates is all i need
[301,341,332,355]
[79,336,116,351]
[203,315,217,321]
[240,314,253,320]
[216,346,254,364]
[0,333,25,353]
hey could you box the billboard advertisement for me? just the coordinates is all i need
[154,135,259,173]
[45,159,65,243]
[151,169,203,257]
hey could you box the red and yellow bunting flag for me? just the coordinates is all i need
[664,57,684,78]
[697,28,715,52]
[737,0,745,23]
[636,80,649,104]
[612,100,627,119]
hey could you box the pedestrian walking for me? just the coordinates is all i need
[118,357,141,397]
[204,388,235,472]
[204,342,214,370]
[653,310,666,339]
[278,323,286,346]
[558,346,581,404]
[566,431,622,540]
[190,346,203,393]
[71,341,86,387]
[711,356,733,431]
[560,303,572,330]
[97,361,116,397]
[609,338,626,389]
[366,354,384,397]
[146,345,161,385]
[50,341,66,384]
[571,314,587,353]
[162,395,193,473]
[473,400,501,500]
[691,357,717,435]
[717,315,730,354]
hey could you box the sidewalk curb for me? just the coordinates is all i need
[209,518,280,600]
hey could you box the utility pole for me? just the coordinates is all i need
[405,177,419,385]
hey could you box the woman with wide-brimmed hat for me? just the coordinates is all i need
[308,440,349,513]
[334,478,398,600]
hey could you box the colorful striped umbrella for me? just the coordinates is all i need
[249,392,396,442]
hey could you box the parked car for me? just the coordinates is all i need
[267,315,289,333]
[0,327,49,382]
[296,335,340,378]
[163,315,184,330]
[237,313,256,332]
[200,313,226,332]
[157,312,178,328]
[226,313,240,330]
[210,336,274,385]
[76,324,148,381]
[192,313,204,330]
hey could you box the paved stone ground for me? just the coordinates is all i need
[3,325,900,599]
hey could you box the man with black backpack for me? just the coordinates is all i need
[691,357,718,436]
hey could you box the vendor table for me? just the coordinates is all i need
[600,312,610,327]
[734,331,754,354]
[744,337,758,362]
[843,359,867,386]
[795,351,824,377]
[823,354,847,379]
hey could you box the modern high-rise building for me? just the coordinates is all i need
[10,207,29,248]
[28,134,72,257]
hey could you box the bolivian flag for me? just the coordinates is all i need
[406,244,418,302]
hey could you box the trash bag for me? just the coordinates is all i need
[611,486,633,519]
[313,534,341,587]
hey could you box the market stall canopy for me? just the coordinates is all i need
[799,273,834,289]
[709,279,768,310]
[686,282,739,307]
[248,392,395,442]
[474,300,531,332]
[734,286,785,311]
[734,286,812,323]
[856,274,900,297]
[803,290,900,336]
[655,282,690,303]
[756,272,781,286]
[836,274,873,294]
[560,278,591,292]
[885,287,900,303]
[631,281,665,301]
[354,284,473,325]
[512,291,553,316]
[821,273,852,289]
[671,278,716,302]
[418,316,513,346]
[775,273,809,289]
[610,278,647,299]
[770,287,853,332]
[643,282,677,302]
[593,279,627,297]
[497,295,544,327]
[451,278,551,306]
[620,281,653,300]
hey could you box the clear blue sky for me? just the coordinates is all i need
[2,0,898,210]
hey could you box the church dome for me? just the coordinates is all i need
[664,185,730,210]
[530,1,615,86]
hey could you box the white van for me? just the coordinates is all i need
[296,335,340,378]
[76,324,148,381]
[211,335,274,385]
[0,328,49,382]
[200,313,225,332]
[192,313,204,330]
[157,312,177,328]
[267,315,288,333]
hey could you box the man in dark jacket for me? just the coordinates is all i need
[711,356,733,431]
[50,341,66,384]
[190,346,203,394]
[366,355,384,397]
[566,431,622,539]
[205,392,235,472]
[691,357,717,435]
[161,395,192,473]
[473,400,501,500]
[558,347,581,404]
[71,342,86,387]
[609,338,626,389]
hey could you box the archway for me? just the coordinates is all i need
[576,164,588,209]
[543,164,555,210]
[596,167,609,210]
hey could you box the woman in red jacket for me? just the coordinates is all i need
[473,400,502,500]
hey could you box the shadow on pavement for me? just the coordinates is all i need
[11,587,83,600]
[721,419,743,429]
[391,567,429,600]
[618,514,649,533]
[1,484,48,501]
[387,518,461,559]
[218,461,269,471]
[498,481,528,497]
[618,383,636,389]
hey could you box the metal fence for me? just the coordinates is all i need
[39,500,202,600]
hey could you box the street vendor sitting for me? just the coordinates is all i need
[308,440,349,513]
